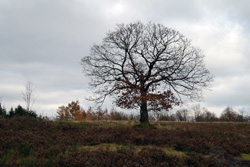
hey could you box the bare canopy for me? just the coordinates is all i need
[22,81,37,112]
[81,22,213,123]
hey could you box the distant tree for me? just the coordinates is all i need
[191,104,218,122]
[0,100,7,118]
[14,105,26,116]
[75,109,86,121]
[56,106,67,121]
[8,107,14,118]
[7,105,37,118]
[22,81,38,112]
[56,101,83,121]
[202,108,217,122]
[81,22,213,124]
[148,113,156,121]
[128,113,140,121]
[67,101,81,120]
[65,110,72,120]
[153,111,176,121]
[157,112,170,121]
[247,116,250,122]
[110,107,128,120]
[168,113,177,121]
[238,108,247,122]
[220,107,239,122]
[152,111,161,121]
[85,107,93,121]
[191,104,202,122]
[175,109,189,121]
[44,116,50,121]
[95,107,109,120]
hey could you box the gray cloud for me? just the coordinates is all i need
[1,0,250,116]
[203,0,250,28]
[125,0,205,22]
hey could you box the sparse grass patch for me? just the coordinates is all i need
[16,156,36,167]
[75,143,186,158]
[162,147,187,157]
[133,122,157,129]
[80,143,129,152]
[237,153,250,160]
[18,144,32,157]
[0,151,13,164]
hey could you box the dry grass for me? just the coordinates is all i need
[1,117,250,166]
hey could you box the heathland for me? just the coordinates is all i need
[1,117,250,167]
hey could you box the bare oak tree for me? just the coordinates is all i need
[81,22,213,124]
[22,81,37,112]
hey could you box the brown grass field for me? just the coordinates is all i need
[1,117,250,167]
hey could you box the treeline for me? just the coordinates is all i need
[56,101,137,121]
[57,101,250,122]
[157,106,250,122]
[0,102,37,119]
[1,100,249,122]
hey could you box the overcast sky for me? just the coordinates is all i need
[1,0,250,117]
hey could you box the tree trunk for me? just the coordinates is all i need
[140,90,149,124]
[140,103,149,124]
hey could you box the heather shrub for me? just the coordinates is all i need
[1,117,250,166]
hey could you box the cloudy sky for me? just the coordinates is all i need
[1,0,250,117]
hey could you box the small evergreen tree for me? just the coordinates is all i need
[8,107,14,118]
[7,105,37,118]
[0,102,7,118]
